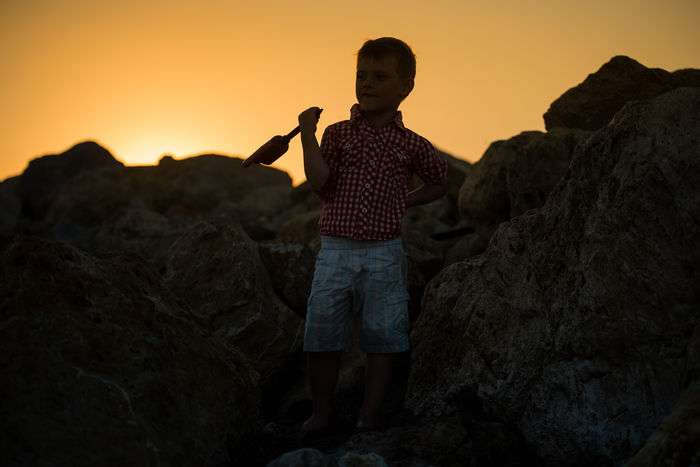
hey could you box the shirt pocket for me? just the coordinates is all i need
[338,136,364,173]
[378,144,411,190]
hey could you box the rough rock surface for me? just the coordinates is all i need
[626,381,700,467]
[258,241,316,318]
[408,88,700,465]
[544,55,700,131]
[162,218,303,386]
[276,210,323,254]
[458,127,591,250]
[0,236,258,466]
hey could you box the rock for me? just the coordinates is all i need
[16,141,123,222]
[339,412,536,467]
[258,242,316,318]
[0,236,259,466]
[33,153,294,260]
[458,127,591,252]
[265,448,336,467]
[543,55,699,131]
[626,380,700,467]
[264,448,391,467]
[673,68,700,87]
[443,233,489,267]
[162,218,303,386]
[235,184,294,239]
[276,210,322,253]
[0,175,21,236]
[92,198,183,268]
[407,88,700,465]
[121,154,292,240]
[338,451,389,467]
[289,181,322,212]
[439,149,472,207]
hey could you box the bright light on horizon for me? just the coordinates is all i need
[1,0,698,187]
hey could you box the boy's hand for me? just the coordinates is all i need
[298,107,323,133]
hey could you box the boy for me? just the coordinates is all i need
[298,37,448,438]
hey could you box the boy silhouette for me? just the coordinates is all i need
[297,37,448,438]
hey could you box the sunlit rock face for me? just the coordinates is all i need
[544,55,700,131]
[408,87,700,465]
[0,235,259,466]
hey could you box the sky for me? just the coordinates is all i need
[1,0,698,186]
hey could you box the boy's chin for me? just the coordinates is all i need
[358,102,388,114]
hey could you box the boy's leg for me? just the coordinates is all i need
[358,352,394,426]
[303,350,342,431]
[357,240,410,428]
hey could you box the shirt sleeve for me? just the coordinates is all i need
[410,137,448,186]
[316,124,338,202]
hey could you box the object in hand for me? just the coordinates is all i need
[241,108,323,167]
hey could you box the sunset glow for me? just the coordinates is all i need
[2,0,698,185]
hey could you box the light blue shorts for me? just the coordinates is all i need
[303,235,410,353]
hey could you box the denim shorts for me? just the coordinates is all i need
[303,235,410,353]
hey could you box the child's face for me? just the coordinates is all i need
[355,55,413,114]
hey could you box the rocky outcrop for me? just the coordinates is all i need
[16,141,123,222]
[162,218,303,384]
[408,87,700,465]
[39,152,293,251]
[458,127,591,255]
[0,175,20,236]
[544,55,700,131]
[626,381,700,467]
[258,242,316,318]
[0,236,259,466]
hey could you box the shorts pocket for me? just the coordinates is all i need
[373,262,410,303]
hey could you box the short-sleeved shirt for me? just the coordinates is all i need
[316,103,448,241]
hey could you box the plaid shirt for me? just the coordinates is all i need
[316,104,448,240]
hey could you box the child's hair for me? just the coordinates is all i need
[357,37,416,81]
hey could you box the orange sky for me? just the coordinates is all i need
[2,0,698,186]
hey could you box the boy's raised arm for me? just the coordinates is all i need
[298,106,330,193]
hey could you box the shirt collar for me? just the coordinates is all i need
[350,103,406,131]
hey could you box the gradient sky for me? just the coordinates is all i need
[2,0,698,186]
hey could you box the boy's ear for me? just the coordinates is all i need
[402,78,415,99]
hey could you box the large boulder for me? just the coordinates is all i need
[407,87,700,465]
[162,217,303,386]
[458,127,591,251]
[544,55,700,131]
[16,141,123,222]
[626,381,700,467]
[0,235,259,466]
